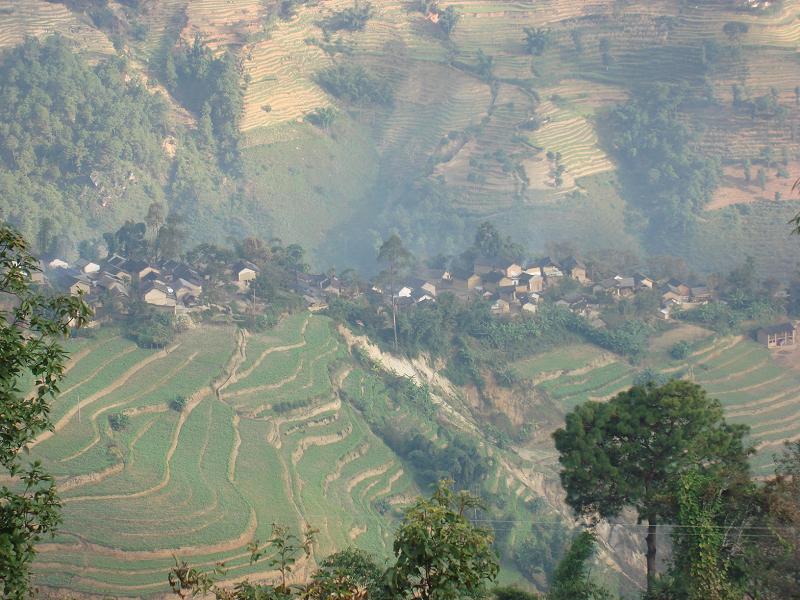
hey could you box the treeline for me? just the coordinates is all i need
[96,204,308,347]
[344,366,492,491]
[0,36,170,256]
[164,35,244,171]
[607,84,720,235]
[0,36,249,260]
[676,256,783,333]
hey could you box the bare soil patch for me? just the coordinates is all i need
[708,163,800,210]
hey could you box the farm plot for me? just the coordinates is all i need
[685,339,800,474]
[514,333,800,476]
[32,316,412,596]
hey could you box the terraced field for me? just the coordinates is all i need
[30,316,415,596]
[0,0,114,59]
[514,329,800,476]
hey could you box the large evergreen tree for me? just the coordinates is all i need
[552,380,750,592]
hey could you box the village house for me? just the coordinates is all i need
[634,273,654,289]
[518,270,544,293]
[490,298,510,315]
[141,281,177,309]
[409,278,437,298]
[411,288,435,304]
[66,275,91,296]
[51,268,91,296]
[233,260,259,291]
[561,257,588,283]
[75,259,101,275]
[473,257,498,275]
[321,276,342,297]
[473,258,522,279]
[615,276,636,298]
[537,258,564,286]
[95,272,129,298]
[498,285,517,303]
[757,322,797,349]
[48,258,69,270]
[661,291,684,306]
[173,277,203,301]
[123,259,159,281]
[667,279,692,302]
[521,301,538,314]
[481,271,507,293]
[691,286,712,302]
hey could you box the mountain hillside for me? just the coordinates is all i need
[1,0,800,276]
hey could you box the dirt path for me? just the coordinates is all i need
[58,351,198,464]
[713,373,786,395]
[228,414,241,483]
[323,441,369,494]
[291,425,352,465]
[266,397,341,448]
[39,506,258,561]
[693,336,744,364]
[57,462,125,493]
[31,342,181,448]
[223,317,309,389]
[58,346,137,398]
[727,388,800,418]
[344,461,393,494]
[226,357,305,399]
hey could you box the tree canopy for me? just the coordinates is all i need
[0,225,90,598]
[607,84,720,235]
[389,480,499,600]
[553,380,750,591]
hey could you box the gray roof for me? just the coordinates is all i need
[759,322,795,335]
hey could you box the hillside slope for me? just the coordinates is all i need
[28,316,800,597]
[2,0,800,275]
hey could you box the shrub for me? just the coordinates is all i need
[108,413,130,431]
[320,2,373,32]
[169,395,187,412]
[317,64,393,105]
[670,340,691,360]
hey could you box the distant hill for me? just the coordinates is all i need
[1,0,800,275]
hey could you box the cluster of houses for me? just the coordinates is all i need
[334,255,716,324]
[37,251,800,351]
[42,255,261,317]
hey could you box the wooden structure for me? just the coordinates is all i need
[757,322,796,349]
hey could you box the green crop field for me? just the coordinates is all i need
[514,326,800,476]
[30,316,416,596]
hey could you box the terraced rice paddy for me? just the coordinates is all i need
[30,317,414,596]
[514,330,800,476]
[0,0,114,59]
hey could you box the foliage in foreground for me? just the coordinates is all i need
[168,480,498,600]
[0,225,90,599]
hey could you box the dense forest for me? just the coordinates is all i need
[0,36,170,256]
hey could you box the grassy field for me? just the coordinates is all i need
[28,315,800,595]
[31,316,415,596]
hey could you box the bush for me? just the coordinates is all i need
[320,2,373,32]
[317,64,393,105]
[108,413,129,431]
[670,340,691,360]
[169,395,187,412]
